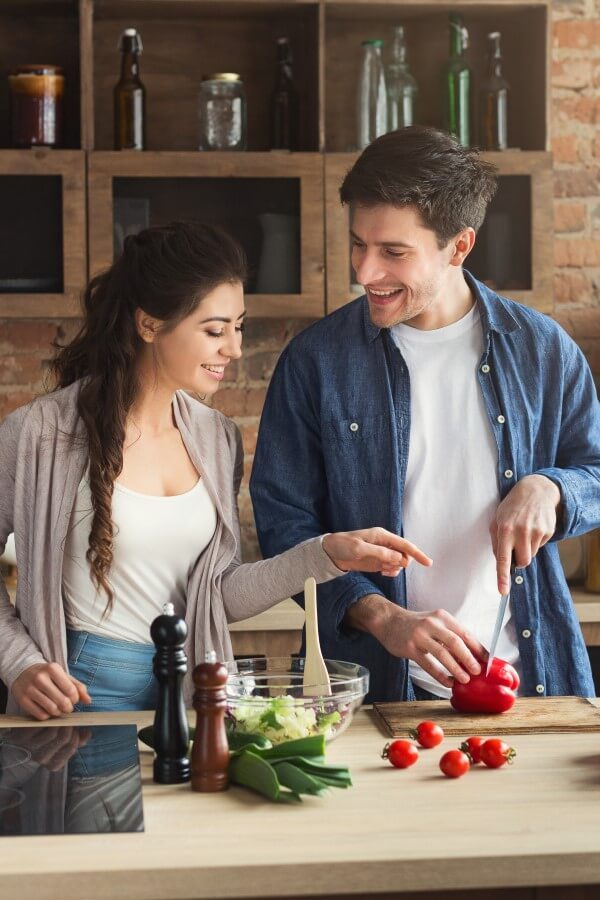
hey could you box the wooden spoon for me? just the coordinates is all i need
[302,577,332,696]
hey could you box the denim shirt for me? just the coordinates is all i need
[250,272,600,702]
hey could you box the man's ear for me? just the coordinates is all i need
[449,227,476,267]
[135,308,160,343]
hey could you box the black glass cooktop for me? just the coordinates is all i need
[0,724,144,836]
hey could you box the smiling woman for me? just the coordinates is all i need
[0,220,431,721]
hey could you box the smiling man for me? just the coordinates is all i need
[250,126,600,703]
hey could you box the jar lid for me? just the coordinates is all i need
[204,73,242,82]
[10,65,64,76]
[361,39,384,47]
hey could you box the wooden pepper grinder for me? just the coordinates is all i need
[150,602,190,784]
[191,650,229,792]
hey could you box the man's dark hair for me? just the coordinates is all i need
[339,126,498,248]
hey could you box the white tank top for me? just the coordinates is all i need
[62,473,217,644]
[391,305,521,698]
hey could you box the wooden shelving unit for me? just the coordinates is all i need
[0,0,552,319]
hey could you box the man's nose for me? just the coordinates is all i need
[353,250,388,286]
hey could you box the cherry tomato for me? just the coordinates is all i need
[460,736,486,764]
[410,721,444,749]
[439,749,470,778]
[382,740,419,769]
[480,738,517,768]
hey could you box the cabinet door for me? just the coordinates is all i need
[0,151,86,318]
[325,151,553,315]
[88,151,325,317]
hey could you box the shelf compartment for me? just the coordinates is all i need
[325,1,549,153]
[0,150,86,318]
[325,150,552,314]
[91,1,320,152]
[88,151,324,317]
[0,0,82,150]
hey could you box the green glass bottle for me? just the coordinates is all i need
[480,31,509,150]
[443,13,471,147]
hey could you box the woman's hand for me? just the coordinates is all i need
[11,662,92,721]
[322,527,432,577]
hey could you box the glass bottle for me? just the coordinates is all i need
[357,39,387,150]
[198,74,247,151]
[270,37,299,151]
[479,31,509,151]
[386,26,417,130]
[114,28,145,150]
[443,14,471,148]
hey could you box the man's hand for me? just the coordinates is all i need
[491,474,561,594]
[344,594,486,689]
[12,662,92,721]
[322,528,432,577]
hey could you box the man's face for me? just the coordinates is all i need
[350,204,456,329]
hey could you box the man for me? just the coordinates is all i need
[250,126,600,703]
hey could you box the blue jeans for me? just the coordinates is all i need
[66,630,158,712]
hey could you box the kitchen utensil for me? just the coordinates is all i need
[225,656,369,743]
[302,577,332,696]
[486,563,515,675]
[373,696,600,737]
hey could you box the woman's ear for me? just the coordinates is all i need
[135,308,160,343]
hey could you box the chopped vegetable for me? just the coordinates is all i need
[230,694,342,742]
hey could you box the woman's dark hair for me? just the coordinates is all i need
[340,126,498,247]
[51,221,247,613]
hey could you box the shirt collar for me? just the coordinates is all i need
[360,270,521,344]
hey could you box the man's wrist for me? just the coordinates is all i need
[343,593,398,639]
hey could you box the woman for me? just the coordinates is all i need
[0,222,430,720]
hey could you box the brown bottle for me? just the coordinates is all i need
[114,28,145,150]
[191,651,229,792]
[270,37,298,151]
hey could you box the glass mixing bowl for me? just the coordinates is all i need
[225,656,369,744]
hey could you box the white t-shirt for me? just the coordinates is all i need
[62,474,217,644]
[391,305,520,698]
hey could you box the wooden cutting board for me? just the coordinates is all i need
[373,696,600,736]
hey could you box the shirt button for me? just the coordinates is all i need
[536,684,545,694]
[497,415,505,424]
[481,364,490,373]
[515,575,524,585]
[349,422,359,432]
[504,469,513,479]
[522,628,531,639]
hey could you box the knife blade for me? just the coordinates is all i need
[486,565,515,676]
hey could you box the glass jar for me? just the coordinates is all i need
[8,65,65,148]
[198,73,246,151]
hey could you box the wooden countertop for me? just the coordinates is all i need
[1,707,600,899]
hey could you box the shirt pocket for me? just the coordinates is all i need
[322,414,392,489]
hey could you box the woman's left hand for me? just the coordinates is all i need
[322,528,432,577]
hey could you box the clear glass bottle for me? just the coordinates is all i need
[386,26,417,130]
[114,28,145,150]
[479,31,509,151]
[198,73,247,151]
[443,13,471,148]
[357,39,387,150]
[270,37,299,151]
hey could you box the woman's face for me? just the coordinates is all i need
[139,281,245,398]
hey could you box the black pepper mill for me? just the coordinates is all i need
[150,602,190,784]
[191,651,229,792]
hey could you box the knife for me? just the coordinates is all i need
[486,564,515,676]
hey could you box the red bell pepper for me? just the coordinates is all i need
[451,657,520,714]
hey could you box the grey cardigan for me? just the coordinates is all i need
[0,381,344,713]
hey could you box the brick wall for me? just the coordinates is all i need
[1,0,598,560]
